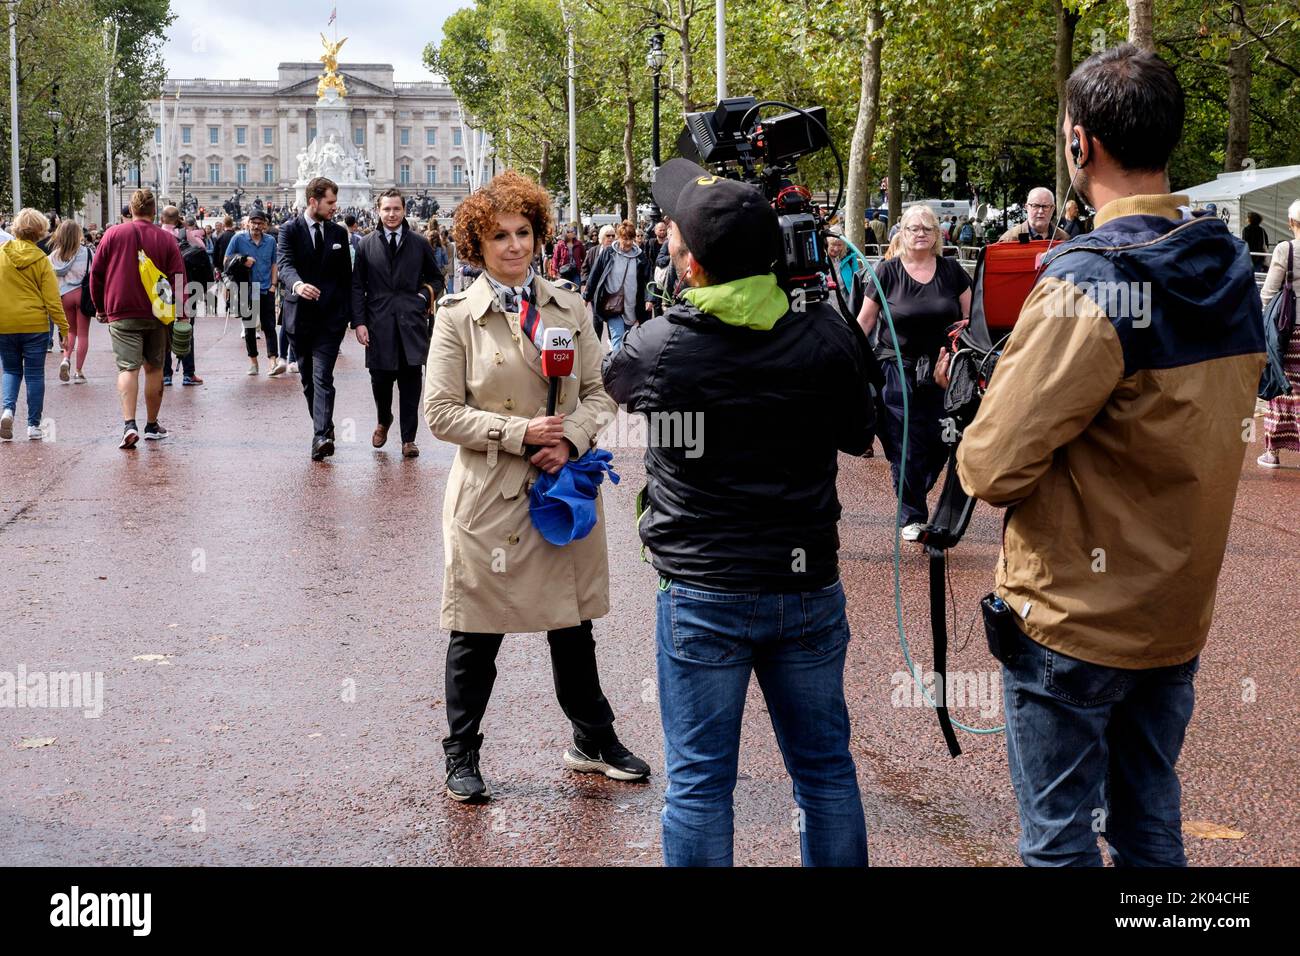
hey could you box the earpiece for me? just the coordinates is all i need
[1071,133,1088,168]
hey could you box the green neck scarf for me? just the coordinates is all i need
[682,272,789,331]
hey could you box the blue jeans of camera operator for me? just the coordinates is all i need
[656,577,868,866]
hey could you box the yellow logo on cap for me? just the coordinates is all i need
[695,175,719,186]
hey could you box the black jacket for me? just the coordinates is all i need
[602,293,874,591]
[350,224,444,370]
[276,214,353,338]
[584,244,648,325]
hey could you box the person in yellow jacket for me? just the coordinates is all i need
[0,208,68,441]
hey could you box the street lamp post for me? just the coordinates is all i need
[179,161,191,217]
[996,147,1013,233]
[8,0,21,211]
[646,30,666,224]
[46,84,63,218]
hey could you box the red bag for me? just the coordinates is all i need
[972,239,1054,335]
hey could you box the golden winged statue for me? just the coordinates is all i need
[317,34,348,98]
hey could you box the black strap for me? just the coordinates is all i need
[928,545,962,758]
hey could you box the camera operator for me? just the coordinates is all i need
[954,45,1265,866]
[603,159,874,867]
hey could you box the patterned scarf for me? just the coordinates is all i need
[485,267,544,351]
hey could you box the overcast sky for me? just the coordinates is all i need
[161,0,465,81]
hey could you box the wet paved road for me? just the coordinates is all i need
[1,319,1296,866]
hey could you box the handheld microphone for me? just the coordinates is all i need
[540,326,576,420]
[526,327,577,460]
[540,327,576,383]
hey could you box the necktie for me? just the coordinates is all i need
[388,232,398,258]
[313,222,323,253]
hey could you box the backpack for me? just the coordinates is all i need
[178,230,213,285]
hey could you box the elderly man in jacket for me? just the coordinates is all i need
[956,45,1265,867]
[603,160,875,867]
[999,187,1071,243]
[352,189,444,458]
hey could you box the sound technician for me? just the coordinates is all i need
[955,44,1265,867]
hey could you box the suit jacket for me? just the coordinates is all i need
[351,223,445,371]
[276,213,353,338]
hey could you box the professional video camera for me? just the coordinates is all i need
[677,96,839,303]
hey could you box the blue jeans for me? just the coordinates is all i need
[990,611,1197,866]
[0,331,49,427]
[656,577,868,867]
[606,315,627,353]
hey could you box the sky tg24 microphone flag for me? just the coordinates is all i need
[540,327,576,379]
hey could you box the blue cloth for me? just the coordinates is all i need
[0,331,49,427]
[528,448,619,545]
[655,577,868,867]
[989,611,1197,866]
[225,232,277,290]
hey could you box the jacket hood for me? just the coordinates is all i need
[2,239,48,270]
[1043,209,1255,331]
[681,273,789,330]
[613,243,640,259]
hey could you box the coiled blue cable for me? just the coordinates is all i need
[845,238,1005,739]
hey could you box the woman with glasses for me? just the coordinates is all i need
[856,205,972,540]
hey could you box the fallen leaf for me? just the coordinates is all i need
[19,737,56,749]
[132,654,173,663]
[1183,821,1245,840]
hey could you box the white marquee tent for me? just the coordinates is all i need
[1179,164,1300,251]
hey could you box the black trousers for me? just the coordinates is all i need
[370,349,422,443]
[877,358,949,527]
[289,328,343,442]
[443,620,617,756]
[245,291,278,359]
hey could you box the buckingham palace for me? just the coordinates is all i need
[133,62,487,217]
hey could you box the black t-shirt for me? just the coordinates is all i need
[865,255,971,361]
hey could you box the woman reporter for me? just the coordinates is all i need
[422,170,649,803]
[857,204,971,540]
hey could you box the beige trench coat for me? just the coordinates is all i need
[422,272,616,634]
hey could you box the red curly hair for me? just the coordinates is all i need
[452,170,554,267]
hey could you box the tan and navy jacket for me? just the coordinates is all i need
[957,194,1265,669]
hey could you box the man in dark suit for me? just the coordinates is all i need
[351,188,444,458]
[276,176,354,460]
